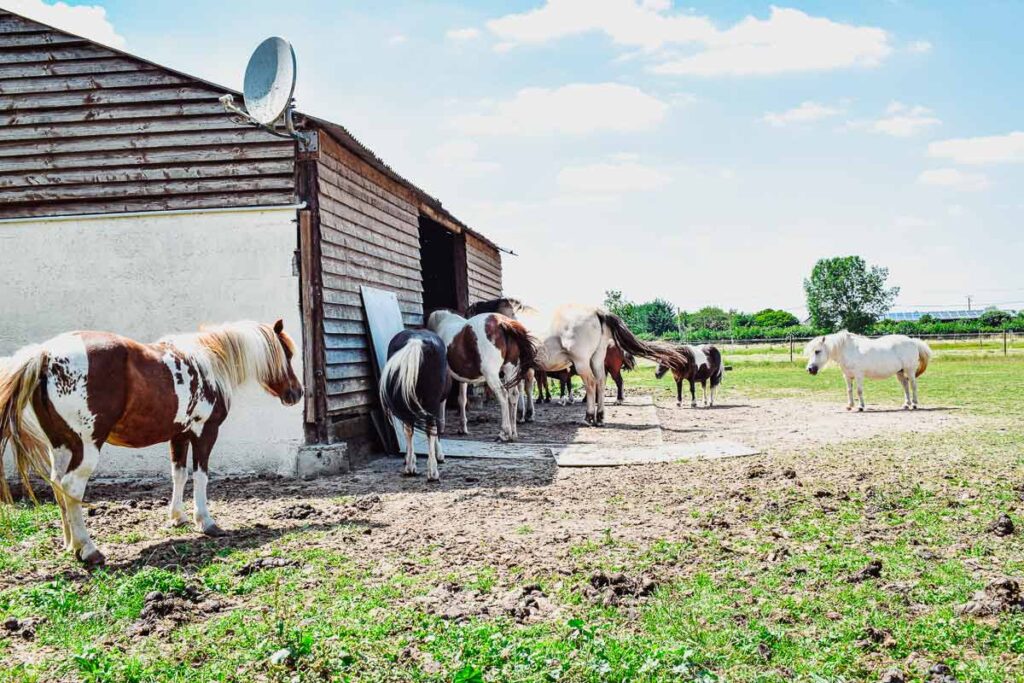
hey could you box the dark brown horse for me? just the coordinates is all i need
[654,344,724,408]
[379,329,451,481]
[0,320,302,565]
[536,345,635,405]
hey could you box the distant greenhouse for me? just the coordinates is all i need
[883,310,1016,322]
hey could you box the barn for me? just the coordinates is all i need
[0,9,505,478]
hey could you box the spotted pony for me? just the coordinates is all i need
[0,320,302,565]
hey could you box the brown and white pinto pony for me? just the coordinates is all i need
[427,310,538,442]
[0,320,302,565]
[654,344,724,408]
[473,299,686,427]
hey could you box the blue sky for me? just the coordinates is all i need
[8,0,1023,316]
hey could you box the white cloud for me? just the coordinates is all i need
[2,0,125,47]
[763,101,842,127]
[893,215,936,230]
[449,83,668,136]
[483,2,892,77]
[388,34,407,45]
[446,27,481,41]
[907,40,932,53]
[927,132,1024,165]
[917,168,990,191]
[557,160,671,194]
[427,139,499,176]
[848,101,940,137]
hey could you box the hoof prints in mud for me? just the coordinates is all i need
[414,583,558,624]
[129,587,224,637]
[584,571,658,607]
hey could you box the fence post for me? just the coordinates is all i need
[1005,329,1008,356]
[789,336,794,362]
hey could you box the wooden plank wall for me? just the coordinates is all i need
[315,132,424,416]
[0,12,295,218]
[466,233,503,304]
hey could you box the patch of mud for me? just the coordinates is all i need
[957,578,1024,617]
[583,571,658,607]
[128,586,226,637]
[412,582,558,624]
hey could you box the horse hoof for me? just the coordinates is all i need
[77,548,106,567]
[857,407,864,412]
[846,405,853,411]
[427,475,440,483]
[202,524,227,537]
[165,516,189,529]
[911,404,918,410]
[402,469,418,477]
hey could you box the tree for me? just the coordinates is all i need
[979,308,1010,327]
[803,256,899,332]
[688,306,732,331]
[643,298,678,337]
[603,290,627,316]
[751,308,800,328]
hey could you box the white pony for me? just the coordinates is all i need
[805,330,932,411]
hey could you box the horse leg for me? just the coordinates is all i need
[709,379,718,407]
[855,375,865,412]
[613,369,624,405]
[897,371,911,409]
[191,423,226,536]
[675,377,683,407]
[689,380,697,408]
[844,375,855,410]
[523,369,536,422]
[909,372,919,409]
[402,422,417,476]
[426,424,440,482]
[60,442,103,565]
[457,382,470,435]
[486,374,513,442]
[167,435,190,528]
[504,366,521,439]
[590,360,607,426]
[701,380,708,407]
[438,398,447,434]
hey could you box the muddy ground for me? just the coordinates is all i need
[4,388,969,598]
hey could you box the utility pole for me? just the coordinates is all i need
[966,295,973,312]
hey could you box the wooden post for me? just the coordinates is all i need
[789,336,794,362]
[1005,329,1009,356]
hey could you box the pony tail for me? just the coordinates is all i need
[915,339,932,377]
[497,318,539,388]
[379,338,428,424]
[599,312,688,372]
[0,347,51,504]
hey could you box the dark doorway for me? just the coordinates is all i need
[419,215,468,317]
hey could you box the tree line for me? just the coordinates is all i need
[605,256,1024,342]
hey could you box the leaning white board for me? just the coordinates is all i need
[360,286,429,455]
[554,440,759,467]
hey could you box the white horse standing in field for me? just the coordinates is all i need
[805,331,932,411]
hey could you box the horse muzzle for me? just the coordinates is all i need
[807,365,819,376]
[282,387,304,406]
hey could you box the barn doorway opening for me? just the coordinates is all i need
[419,215,468,317]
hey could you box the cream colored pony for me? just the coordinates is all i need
[805,330,932,411]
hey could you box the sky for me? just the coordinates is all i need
[6,0,1023,317]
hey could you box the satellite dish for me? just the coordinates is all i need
[242,37,296,126]
[219,36,315,151]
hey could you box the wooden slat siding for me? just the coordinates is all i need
[0,192,297,218]
[0,57,143,79]
[0,101,228,126]
[315,129,424,419]
[0,17,297,219]
[0,144,291,172]
[0,160,294,188]
[466,233,503,302]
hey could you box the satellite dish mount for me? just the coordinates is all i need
[220,37,316,152]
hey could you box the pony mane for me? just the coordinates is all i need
[161,321,288,399]
[805,330,854,359]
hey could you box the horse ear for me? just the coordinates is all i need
[273,319,284,334]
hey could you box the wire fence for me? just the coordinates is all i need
[680,331,1023,361]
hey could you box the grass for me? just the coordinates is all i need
[2,348,1024,681]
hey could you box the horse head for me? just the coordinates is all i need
[804,335,830,375]
[264,319,303,406]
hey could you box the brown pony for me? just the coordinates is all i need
[0,320,302,565]
[536,345,635,405]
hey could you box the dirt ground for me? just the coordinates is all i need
[3,388,969,603]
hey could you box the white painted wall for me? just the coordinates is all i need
[0,207,306,480]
